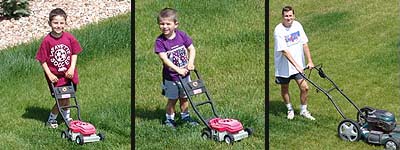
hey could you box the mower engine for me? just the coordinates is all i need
[362,108,396,132]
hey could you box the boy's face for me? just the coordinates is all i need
[282,10,295,27]
[49,15,66,35]
[158,17,178,37]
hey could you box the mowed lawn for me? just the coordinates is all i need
[135,0,265,149]
[0,13,131,149]
[269,1,400,150]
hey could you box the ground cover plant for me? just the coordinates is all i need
[0,13,130,149]
[135,0,265,149]
[269,1,400,149]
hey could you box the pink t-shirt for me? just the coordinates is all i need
[36,32,82,86]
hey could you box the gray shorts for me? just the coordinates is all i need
[161,76,191,100]
[275,73,305,84]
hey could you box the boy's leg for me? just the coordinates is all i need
[179,98,189,113]
[163,79,181,128]
[166,99,178,116]
[296,78,309,105]
[179,98,189,119]
[281,83,294,120]
[61,98,71,121]
[165,99,178,128]
[54,99,71,122]
[280,83,291,106]
[46,103,59,128]
[179,98,198,126]
[276,76,294,120]
[295,78,315,120]
[50,104,59,115]
[176,75,198,126]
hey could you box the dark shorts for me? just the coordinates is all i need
[48,82,77,98]
[275,73,305,84]
[161,76,190,100]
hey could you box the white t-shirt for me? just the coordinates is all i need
[274,20,308,78]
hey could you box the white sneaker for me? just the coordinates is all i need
[300,110,316,120]
[46,119,58,128]
[66,118,73,123]
[287,110,294,120]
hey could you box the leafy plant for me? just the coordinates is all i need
[0,0,30,19]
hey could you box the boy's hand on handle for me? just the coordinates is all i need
[176,68,188,76]
[65,68,74,79]
[48,73,58,83]
[306,62,315,70]
[187,64,195,70]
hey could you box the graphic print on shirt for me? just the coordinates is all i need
[50,44,71,72]
[166,45,188,71]
[285,31,300,47]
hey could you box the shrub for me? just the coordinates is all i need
[0,0,30,19]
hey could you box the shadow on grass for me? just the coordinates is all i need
[269,100,287,116]
[21,106,50,123]
[135,107,165,125]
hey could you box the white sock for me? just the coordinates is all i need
[181,111,190,119]
[63,109,70,119]
[286,103,293,111]
[166,113,175,120]
[48,113,57,121]
[300,104,307,112]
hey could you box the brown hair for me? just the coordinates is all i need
[157,8,178,23]
[49,8,67,22]
[282,6,294,16]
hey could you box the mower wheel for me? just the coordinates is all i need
[201,129,211,140]
[338,119,361,142]
[61,130,69,139]
[98,133,105,141]
[76,134,84,145]
[224,134,234,145]
[245,127,253,136]
[385,138,400,150]
[357,106,374,124]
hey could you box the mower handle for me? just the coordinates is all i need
[178,69,200,80]
[303,64,323,71]
[302,64,327,79]
[50,81,74,89]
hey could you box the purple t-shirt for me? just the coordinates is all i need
[154,29,193,81]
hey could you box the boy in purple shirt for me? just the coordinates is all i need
[154,8,198,128]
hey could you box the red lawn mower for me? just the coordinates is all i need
[178,70,253,144]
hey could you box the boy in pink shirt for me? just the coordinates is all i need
[36,8,83,128]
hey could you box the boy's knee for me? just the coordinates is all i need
[167,99,178,104]
[280,85,289,93]
[300,84,309,92]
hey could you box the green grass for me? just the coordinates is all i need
[269,1,400,149]
[0,13,131,149]
[135,0,265,149]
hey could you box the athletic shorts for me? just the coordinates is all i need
[275,73,305,84]
[48,82,77,98]
[161,76,191,100]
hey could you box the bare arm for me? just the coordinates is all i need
[303,43,314,68]
[66,54,77,79]
[282,50,304,73]
[41,62,58,83]
[187,44,195,70]
[158,52,188,76]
